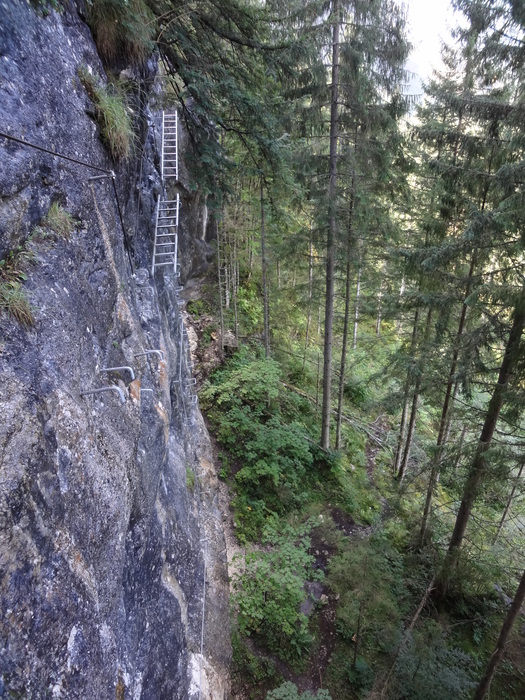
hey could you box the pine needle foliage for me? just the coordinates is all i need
[86,0,155,65]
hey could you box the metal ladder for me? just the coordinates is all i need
[161,111,178,181]
[151,193,180,276]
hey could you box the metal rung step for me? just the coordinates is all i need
[160,200,179,204]
[154,262,175,268]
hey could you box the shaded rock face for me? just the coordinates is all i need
[0,2,229,698]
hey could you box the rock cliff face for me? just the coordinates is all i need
[0,2,229,698]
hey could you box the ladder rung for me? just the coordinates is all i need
[160,200,179,204]
[157,225,178,229]
[154,262,176,268]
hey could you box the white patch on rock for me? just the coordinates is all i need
[161,564,188,630]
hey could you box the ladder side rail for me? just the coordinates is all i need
[161,112,165,180]
[174,194,180,273]
[151,194,161,277]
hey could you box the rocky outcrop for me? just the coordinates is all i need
[0,2,229,698]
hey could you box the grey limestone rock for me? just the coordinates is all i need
[0,2,229,698]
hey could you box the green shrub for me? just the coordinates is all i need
[391,621,477,700]
[201,347,317,540]
[232,521,322,660]
[78,67,134,160]
[346,656,374,694]
[328,536,406,656]
[232,632,279,687]
[266,682,332,700]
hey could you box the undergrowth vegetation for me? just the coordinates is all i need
[201,336,524,699]
[232,521,321,660]
[201,346,334,542]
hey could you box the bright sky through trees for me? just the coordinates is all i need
[406,0,455,93]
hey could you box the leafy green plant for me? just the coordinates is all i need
[43,202,74,240]
[77,66,134,160]
[232,520,322,660]
[201,347,317,540]
[266,682,332,700]
[187,299,211,317]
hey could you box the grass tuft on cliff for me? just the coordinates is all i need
[78,66,134,160]
[0,247,35,327]
[44,202,74,240]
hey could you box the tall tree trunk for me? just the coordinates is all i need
[335,178,355,450]
[376,268,384,336]
[393,308,420,476]
[473,569,525,700]
[436,291,525,599]
[353,257,361,350]
[260,178,270,358]
[397,308,433,482]
[454,424,467,470]
[321,0,341,450]
[493,460,525,544]
[303,236,314,373]
[442,380,459,447]
[419,255,476,546]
